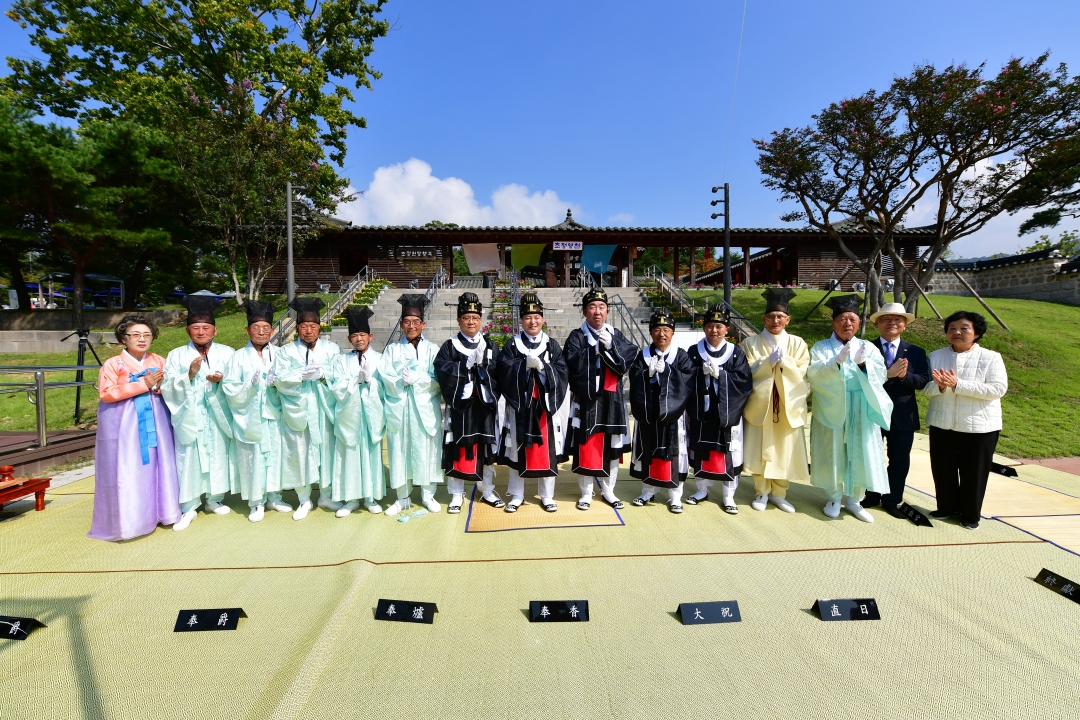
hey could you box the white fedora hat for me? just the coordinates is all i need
[869,302,916,323]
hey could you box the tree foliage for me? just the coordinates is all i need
[1004,133,1080,235]
[756,55,1080,313]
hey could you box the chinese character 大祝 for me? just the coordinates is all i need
[569,605,579,618]
[187,614,199,627]
[1062,584,1076,596]
[217,613,228,627]
[720,607,732,618]
[693,608,704,620]
[1045,576,1058,586]
[540,606,550,618]
[412,606,424,620]
[830,604,840,617]
[386,604,396,616]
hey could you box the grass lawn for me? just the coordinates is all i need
[688,288,1080,460]
[2,289,1078,460]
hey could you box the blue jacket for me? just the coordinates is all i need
[873,337,929,432]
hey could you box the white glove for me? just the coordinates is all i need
[357,367,368,385]
[598,328,613,349]
[265,370,276,386]
[648,355,666,378]
[250,372,260,387]
[473,347,485,366]
[401,368,417,385]
[301,365,323,381]
[769,345,784,366]
[852,342,869,365]
[705,360,720,378]
[836,343,851,365]
[525,355,543,371]
[466,351,477,370]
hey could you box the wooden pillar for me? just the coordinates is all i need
[689,246,696,286]
[445,245,453,284]
[673,246,680,283]
[743,244,751,284]
[627,247,634,285]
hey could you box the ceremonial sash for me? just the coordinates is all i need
[128,367,159,465]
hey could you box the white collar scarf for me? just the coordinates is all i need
[515,330,549,358]
[697,338,734,365]
[581,320,613,347]
[452,332,485,358]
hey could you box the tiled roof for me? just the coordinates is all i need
[936,247,1063,272]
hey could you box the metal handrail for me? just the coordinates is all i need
[577,266,598,289]
[606,294,648,347]
[269,265,377,346]
[0,365,102,448]
[641,265,696,318]
[694,292,761,342]
[384,264,449,348]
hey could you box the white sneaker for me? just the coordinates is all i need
[823,500,841,519]
[751,494,768,511]
[317,496,343,512]
[365,500,383,514]
[173,509,198,531]
[769,495,795,513]
[422,496,441,513]
[336,500,359,518]
[204,500,231,515]
[292,500,312,521]
[248,505,265,523]
[844,499,874,523]
[384,500,404,517]
[268,500,293,513]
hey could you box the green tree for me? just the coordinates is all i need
[1018,229,1080,258]
[756,55,1080,313]
[1004,134,1080,235]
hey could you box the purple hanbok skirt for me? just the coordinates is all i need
[88,393,182,541]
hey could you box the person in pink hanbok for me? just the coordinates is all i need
[88,315,181,541]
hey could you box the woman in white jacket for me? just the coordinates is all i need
[922,311,1008,529]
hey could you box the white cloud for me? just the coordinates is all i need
[606,213,635,226]
[336,158,578,228]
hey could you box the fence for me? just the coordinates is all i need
[0,365,99,448]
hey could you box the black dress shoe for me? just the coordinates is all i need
[861,494,881,508]
[684,494,707,506]
[961,520,980,530]
[929,509,959,520]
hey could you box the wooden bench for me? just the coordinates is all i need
[0,477,52,511]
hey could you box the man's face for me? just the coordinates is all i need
[762,311,790,335]
[458,313,481,337]
[650,325,673,351]
[584,301,608,330]
[401,315,424,341]
[521,313,544,336]
[246,321,272,347]
[350,331,372,352]
[704,321,728,346]
[832,312,860,342]
[874,314,907,341]
[297,322,321,344]
[188,322,217,345]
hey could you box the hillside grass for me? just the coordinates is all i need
[689,288,1080,460]
[2,289,1079,460]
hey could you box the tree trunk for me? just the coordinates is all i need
[124,248,155,310]
[3,245,33,312]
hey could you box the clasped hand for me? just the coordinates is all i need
[301,365,323,381]
[886,358,908,379]
[142,369,164,392]
[525,355,543,371]
[932,368,957,391]
[598,328,613,349]
[401,367,419,385]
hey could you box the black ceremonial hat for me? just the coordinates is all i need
[398,294,429,320]
[289,296,325,324]
[457,292,483,318]
[702,304,731,326]
[520,292,544,316]
[582,286,609,307]
[828,294,863,318]
[182,295,217,326]
[762,288,797,315]
[346,305,374,335]
[242,299,276,326]
[649,310,676,330]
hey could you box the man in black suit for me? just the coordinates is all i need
[863,302,930,517]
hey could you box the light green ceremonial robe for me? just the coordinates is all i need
[221,342,283,504]
[380,336,442,490]
[329,348,387,502]
[161,340,236,505]
[807,335,893,499]
[271,338,342,491]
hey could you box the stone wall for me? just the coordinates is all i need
[930,256,1080,306]
[0,309,185,331]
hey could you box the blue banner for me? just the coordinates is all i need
[580,245,618,274]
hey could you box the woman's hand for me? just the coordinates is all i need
[143,369,164,392]
[932,368,957,391]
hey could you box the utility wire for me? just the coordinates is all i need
[722,0,749,182]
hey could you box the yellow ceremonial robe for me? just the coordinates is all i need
[741,330,811,492]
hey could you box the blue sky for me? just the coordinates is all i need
[3,0,1078,256]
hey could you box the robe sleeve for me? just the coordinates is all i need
[663,350,696,423]
[160,349,205,445]
[720,347,753,425]
[542,339,570,412]
[221,352,262,443]
[856,344,893,431]
[563,330,594,398]
[98,358,149,403]
[495,342,529,413]
[434,341,475,409]
[271,346,309,432]
[807,341,849,430]
[379,344,406,433]
[600,330,637,377]
[362,355,386,443]
[628,352,652,422]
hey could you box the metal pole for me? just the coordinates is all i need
[73,333,86,423]
[723,183,732,307]
[35,371,47,448]
[286,181,295,314]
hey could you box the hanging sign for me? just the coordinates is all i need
[553,241,583,251]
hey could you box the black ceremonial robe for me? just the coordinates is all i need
[686,338,753,480]
[564,323,638,477]
[496,332,569,477]
[629,346,695,488]
[435,332,500,482]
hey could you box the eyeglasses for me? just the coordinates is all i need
[401,319,423,327]
[125,333,153,340]
[764,313,788,321]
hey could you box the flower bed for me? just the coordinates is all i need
[328,278,393,327]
